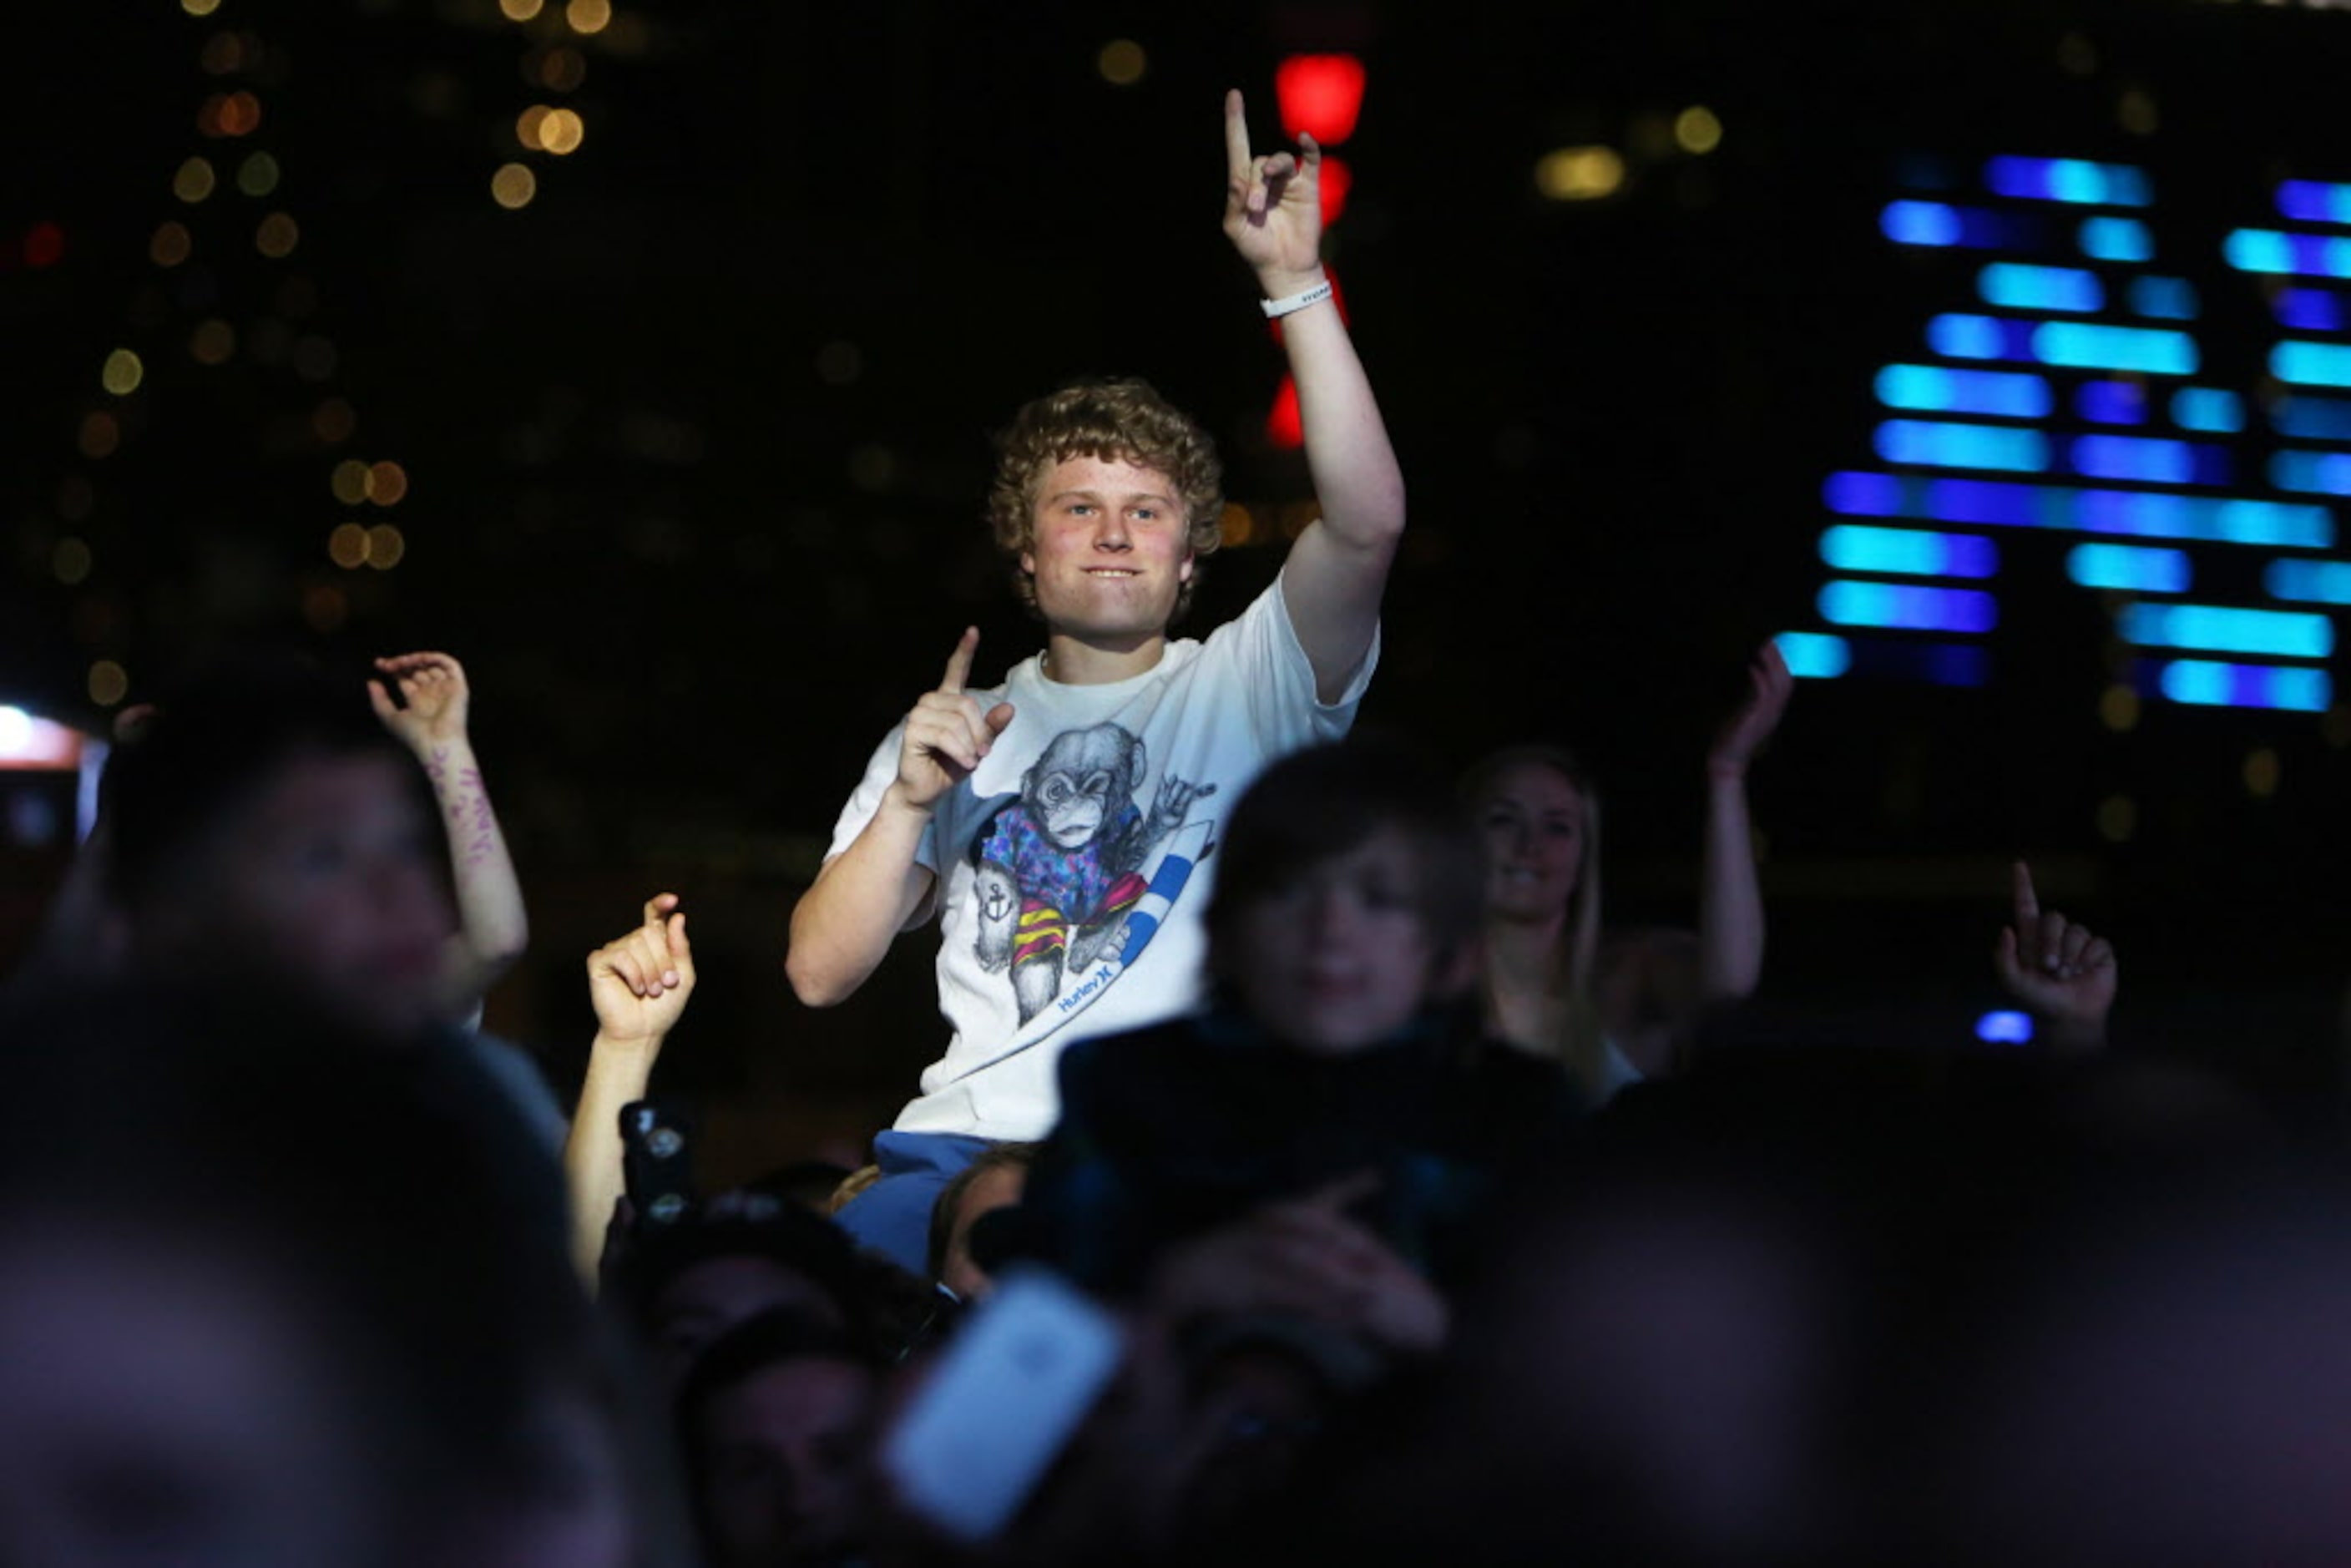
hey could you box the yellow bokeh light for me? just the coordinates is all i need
[1535,146,1625,201]
[366,524,407,569]
[303,583,349,633]
[2095,793,2136,843]
[255,211,299,258]
[2119,88,2158,135]
[492,162,538,210]
[2244,746,2281,799]
[500,0,544,18]
[78,412,120,460]
[149,220,193,268]
[190,319,237,365]
[200,90,261,139]
[329,522,370,569]
[1218,502,1255,548]
[174,157,218,203]
[517,104,552,150]
[101,349,144,397]
[237,151,281,196]
[2098,684,2139,732]
[1098,39,1147,87]
[538,46,587,91]
[312,397,356,444]
[368,461,409,506]
[53,539,92,586]
[565,0,611,34]
[331,458,373,506]
[540,109,584,154]
[88,661,130,707]
[1674,105,1723,155]
[181,0,221,16]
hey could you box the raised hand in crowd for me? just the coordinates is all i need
[1994,860,2116,1053]
[367,650,528,1009]
[1699,639,1794,1004]
[787,628,1013,1009]
[564,893,696,1280]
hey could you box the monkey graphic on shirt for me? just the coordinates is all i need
[968,722,1216,1024]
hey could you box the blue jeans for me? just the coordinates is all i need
[834,1130,996,1277]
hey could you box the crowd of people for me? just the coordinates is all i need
[7,89,2346,1566]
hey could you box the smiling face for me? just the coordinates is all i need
[1474,761,1587,927]
[1019,454,1196,650]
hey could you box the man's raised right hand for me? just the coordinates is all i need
[893,627,1016,811]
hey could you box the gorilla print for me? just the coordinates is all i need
[967,722,1216,1025]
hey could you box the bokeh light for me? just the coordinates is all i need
[174,157,217,203]
[539,109,584,154]
[101,350,144,397]
[537,46,587,90]
[303,583,349,633]
[237,151,281,196]
[368,461,409,505]
[200,30,244,73]
[329,523,369,569]
[78,413,120,460]
[1675,105,1723,154]
[331,459,372,505]
[190,319,237,365]
[1536,147,1625,201]
[566,0,611,34]
[2244,746,2282,798]
[1219,503,1255,547]
[88,661,129,706]
[517,104,552,150]
[181,0,221,16]
[500,0,544,18]
[52,539,92,586]
[255,212,299,258]
[312,397,356,444]
[366,524,407,569]
[2095,793,2136,842]
[2099,684,2140,731]
[492,163,538,210]
[149,220,193,267]
[1098,39,1146,86]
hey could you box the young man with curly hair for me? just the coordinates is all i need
[788,93,1406,1272]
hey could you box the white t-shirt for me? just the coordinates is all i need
[825,572,1375,1140]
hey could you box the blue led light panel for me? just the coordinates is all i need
[2121,603,2333,658]
[2067,544,2192,592]
[1875,365,2052,418]
[1986,157,2152,207]
[1820,525,2000,577]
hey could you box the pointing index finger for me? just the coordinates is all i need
[2010,860,2042,934]
[940,626,978,697]
[1224,89,1253,182]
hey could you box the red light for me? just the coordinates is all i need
[1276,54,1366,147]
[1264,374,1302,448]
[1319,154,1353,225]
[23,222,64,268]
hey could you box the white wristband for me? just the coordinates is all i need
[1260,280,1334,319]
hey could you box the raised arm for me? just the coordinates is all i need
[1222,89,1405,702]
[1994,860,2116,1055]
[564,893,695,1282]
[786,627,1014,1007]
[1698,642,1793,1002]
[368,651,528,1006]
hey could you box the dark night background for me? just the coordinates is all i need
[5,0,2348,1173]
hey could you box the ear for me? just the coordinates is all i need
[1178,549,1196,584]
[1019,549,1036,578]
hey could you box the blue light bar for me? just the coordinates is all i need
[1985,156,2152,207]
[1823,471,2334,547]
[2067,544,2192,592]
[2278,180,2351,226]
[1773,631,1851,679]
[2225,229,2351,278]
[2156,660,2331,712]
[2032,321,2198,375]
[2075,381,2146,424]
[2171,387,2244,433]
[2121,602,2333,658]
[1819,579,1997,633]
[1976,1010,2035,1045]
[1929,314,2035,360]
[2264,558,2351,604]
[2127,276,2199,320]
[1875,419,2050,473]
[2272,396,2351,441]
[2275,289,2346,331]
[1819,524,2000,577]
[1880,201,2030,249]
[2270,449,2351,495]
[1979,262,2105,313]
[2079,216,2153,262]
[2273,340,2351,387]
[2070,435,2227,486]
[1873,364,2052,418]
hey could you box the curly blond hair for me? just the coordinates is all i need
[987,377,1225,622]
